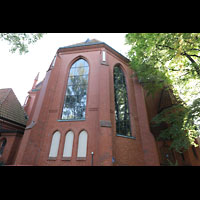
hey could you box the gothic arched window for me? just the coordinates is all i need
[63,131,74,158]
[113,65,131,137]
[77,130,88,158]
[49,131,61,158]
[61,58,89,120]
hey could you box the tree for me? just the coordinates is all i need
[125,33,200,152]
[0,33,45,54]
[125,33,200,95]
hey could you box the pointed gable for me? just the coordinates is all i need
[0,88,28,126]
[158,87,182,112]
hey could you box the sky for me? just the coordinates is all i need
[0,33,131,105]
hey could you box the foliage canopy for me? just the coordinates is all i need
[125,33,200,152]
[0,33,45,54]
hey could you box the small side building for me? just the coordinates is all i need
[0,88,28,165]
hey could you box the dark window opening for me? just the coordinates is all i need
[192,146,198,159]
[160,145,176,165]
[180,152,185,161]
[0,138,7,156]
[113,66,131,137]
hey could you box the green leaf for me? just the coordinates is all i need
[0,33,46,54]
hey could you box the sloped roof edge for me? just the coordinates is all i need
[58,39,130,63]
[0,88,12,106]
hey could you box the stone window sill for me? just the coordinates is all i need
[116,134,136,139]
[76,157,86,161]
[48,157,57,161]
[57,119,85,122]
[62,157,71,161]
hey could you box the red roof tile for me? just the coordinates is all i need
[0,88,28,126]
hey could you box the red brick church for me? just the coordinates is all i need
[1,39,200,166]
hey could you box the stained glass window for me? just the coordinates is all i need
[61,59,89,120]
[113,66,132,137]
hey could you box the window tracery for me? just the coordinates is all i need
[113,65,131,137]
[61,58,89,120]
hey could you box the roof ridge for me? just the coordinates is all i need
[58,38,104,50]
[57,38,130,63]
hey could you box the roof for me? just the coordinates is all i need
[158,87,182,112]
[31,80,43,92]
[59,39,103,49]
[35,81,43,90]
[58,38,130,63]
[0,88,28,126]
[0,88,11,105]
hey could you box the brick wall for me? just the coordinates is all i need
[15,43,160,166]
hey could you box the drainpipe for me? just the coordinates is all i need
[91,152,94,166]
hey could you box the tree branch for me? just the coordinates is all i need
[155,44,200,77]
[190,48,200,51]
[156,44,175,51]
[181,52,200,77]
[186,54,200,58]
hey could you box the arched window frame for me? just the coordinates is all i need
[77,130,88,160]
[113,64,132,138]
[48,131,61,159]
[60,58,89,121]
[62,130,74,160]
